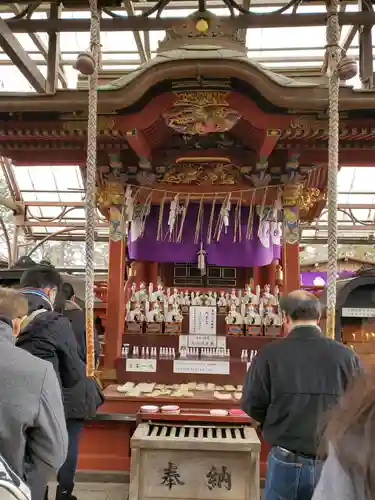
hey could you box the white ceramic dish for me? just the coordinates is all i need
[210,409,229,417]
[161,405,180,414]
[140,405,159,413]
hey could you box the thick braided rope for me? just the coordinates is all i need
[325,0,340,339]
[85,0,100,377]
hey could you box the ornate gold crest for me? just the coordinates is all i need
[96,181,124,208]
[161,162,238,185]
[163,91,241,136]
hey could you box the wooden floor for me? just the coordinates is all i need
[49,482,264,499]
[49,482,129,500]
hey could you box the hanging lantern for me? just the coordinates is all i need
[196,18,209,32]
[337,55,358,81]
[74,51,95,76]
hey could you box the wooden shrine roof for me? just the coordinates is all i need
[1,3,375,247]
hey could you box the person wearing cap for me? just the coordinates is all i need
[241,290,363,500]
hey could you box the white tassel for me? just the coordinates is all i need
[168,195,179,238]
[197,242,207,276]
[223,198,231,234]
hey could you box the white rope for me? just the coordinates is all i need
[325,0,340,339]
[85,0,100,377]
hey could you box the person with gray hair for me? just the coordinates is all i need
[0,287,67,500]
[241,290,363,500]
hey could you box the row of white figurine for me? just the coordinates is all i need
[129,282,279,308]
[126,301,182,323]
[241,349,258,362]
[225,303,282,326]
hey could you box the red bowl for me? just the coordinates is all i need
[229,409,246,416]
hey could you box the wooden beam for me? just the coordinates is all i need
[359,0,373,88]
[122,0,148,63]
[7,12,375,31]
[341,25,358,52]
[46,3,62,93]
[9,3,67,89]
[0,17,46,93]
[258,130,281,160]
[126,130,152,159]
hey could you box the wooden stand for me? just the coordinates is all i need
[246,326,262,336]
[78,387,270,479]
[129,414,260,500]
[226,324,245,335]
[126,322,143,334]
[145,323,163,334]
[165,322,183,334]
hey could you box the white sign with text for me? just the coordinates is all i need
[179,335,226,349]
[342,307,375,318]
[173,360,230,375]
[126,358,157,373]
[189,306,217,335]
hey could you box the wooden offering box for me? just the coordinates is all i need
[129,417,260,500]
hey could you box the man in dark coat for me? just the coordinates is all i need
[16,265,101,500]
[241,290,363,500]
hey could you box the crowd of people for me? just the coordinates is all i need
[0,265,372,500]
[242,289,370,500]
[0,265,102,500]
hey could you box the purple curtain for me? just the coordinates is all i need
[128,204,280,267]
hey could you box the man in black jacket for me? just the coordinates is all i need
[241,290,363,500]
[16,266,100,500]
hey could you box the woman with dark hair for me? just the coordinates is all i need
[55,282,100,364]
[312,369,374,500]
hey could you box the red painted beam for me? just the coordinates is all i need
[126,129,152,159]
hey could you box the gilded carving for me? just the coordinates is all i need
[161,162,238,185]
[282,184,303,206]
[289,116,328,136]
[299,187,321,216]
[163,91,241,135]
[96,181,124,208]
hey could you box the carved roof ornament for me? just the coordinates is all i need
[96,181,124,209]
[162,91,242,135]
[157,11,247,54]
[298,188,321,216]
[160,160,240,185]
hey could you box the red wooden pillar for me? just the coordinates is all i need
[135,261,147,287]
[282,185,301,295]
[265,260,276,289]
[148,262,159,286]
[253,261,276,289]
[282,242,300,294]
[105,239,125,369]
[253,267,261,288]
